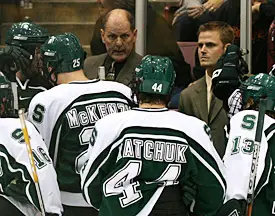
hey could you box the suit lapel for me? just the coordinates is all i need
[116,52,138,85]
[209,95,223,124]
[193,77,208,123]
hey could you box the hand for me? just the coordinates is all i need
[203,0,225,12]
[212,45,248,101]
[187,6,205,19]
[0,46,31,81]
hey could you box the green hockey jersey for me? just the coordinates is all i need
[81,107,226,216]
[28,79,133,207]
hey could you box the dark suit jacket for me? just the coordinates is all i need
[84,52,142,87]
[178,76,228,157]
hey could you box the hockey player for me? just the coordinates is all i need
[81,55,226,216]
[0,73,63,215]
[216,73,275,216]
[0,21,51,111]
[27,33,133,216]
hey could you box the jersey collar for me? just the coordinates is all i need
[132,107,169,112]
[69,79,100,84]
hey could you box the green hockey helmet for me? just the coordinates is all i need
[240,73,275,111]
[135,55,176,95]
[0,72,16,118]
[5,22,49,55]
[41,33,84,77]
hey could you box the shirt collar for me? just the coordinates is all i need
[205,71,212,90]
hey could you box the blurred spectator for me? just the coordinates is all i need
[84,9,142,87]
[226,0,275,74]
[178,21,235,158]
[173,0,228,42]
[164,5,179,26]
[90,0,192,89]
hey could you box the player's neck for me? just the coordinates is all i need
[16,71,27,82]
[139,103,166,109]
[57,70,89,84]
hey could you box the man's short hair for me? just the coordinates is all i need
[102,9,135,31]
[197,21,235,45]
[139,93,169,105]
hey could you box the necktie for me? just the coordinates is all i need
[106,61,115,81]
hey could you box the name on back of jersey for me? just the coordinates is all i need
[66,102,130,128]
[117,138,188,163]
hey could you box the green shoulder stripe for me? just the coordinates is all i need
[0,144,39,211]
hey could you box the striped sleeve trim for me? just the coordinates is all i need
[0,144,38,210]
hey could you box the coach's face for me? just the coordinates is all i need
[198,30,229,74]
[101,13,137,63]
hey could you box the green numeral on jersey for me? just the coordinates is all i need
[11,128,52,169]
[231,136,254,155]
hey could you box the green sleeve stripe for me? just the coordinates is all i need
[264,123,275,139]
[190,147,226,193]
[82,139,122,205]
[255,157,272,197]
[0,144,39,210]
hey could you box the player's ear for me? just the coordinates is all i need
[224,43,231,53]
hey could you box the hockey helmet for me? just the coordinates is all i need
[240,73,275,111]
[5,22,49,55]
[135,55,176,95]
[41,33,84,77]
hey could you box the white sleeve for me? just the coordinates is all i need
[25,122,63,215]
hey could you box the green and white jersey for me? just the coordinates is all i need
[27,79,133,207]
[81,108,226,216]
[0,118,62,216]
[224,110,275,215]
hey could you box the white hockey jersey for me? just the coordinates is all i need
[27,79,133,207]
[224,110,275,202]
[0,118,63,215]
[81,108,226,216]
